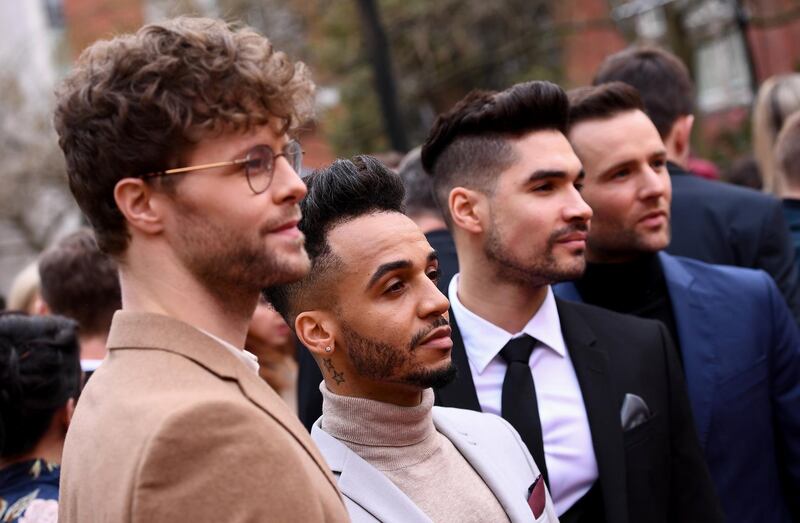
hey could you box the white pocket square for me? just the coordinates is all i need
[620,393,651,430]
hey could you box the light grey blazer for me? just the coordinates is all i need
[311,406,560,523]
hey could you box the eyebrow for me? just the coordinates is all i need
[365,251,439,290]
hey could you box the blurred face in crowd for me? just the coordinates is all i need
[300,212,455,404]
[568,110,672,263]
[247,297,293,351]
[156,122,310,293]
[467,130,592,286]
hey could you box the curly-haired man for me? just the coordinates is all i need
[53,17,348,522]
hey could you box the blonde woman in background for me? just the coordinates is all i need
[753,73,800,195]
[6,261,42,314]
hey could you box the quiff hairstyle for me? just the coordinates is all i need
[54,17,315,256]
[264,156,405,327]
[567,82,645,130]
[420,81,569,224]
[776,111,800,189]
[593,46,693,139]
[38,229,121,337]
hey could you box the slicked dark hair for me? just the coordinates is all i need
[593,46,693,138]
[420,81,569,223]
[264,156,405,325]
[567,82,645,129]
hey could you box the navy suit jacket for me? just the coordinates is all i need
[555,252,800,522]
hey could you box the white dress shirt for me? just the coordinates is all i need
[449,274,598,515]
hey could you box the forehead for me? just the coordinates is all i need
[569,110,664,174]
[499,130,582,184]
[327,212,434,277]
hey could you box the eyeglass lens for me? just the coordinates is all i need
[244,141,303,194]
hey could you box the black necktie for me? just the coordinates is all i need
[500,334,549,487]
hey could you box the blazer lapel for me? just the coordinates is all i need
[311,424,431,522]
[434,310,482,411]
[434,411,534,522]
[556,299,629,523]
[658,252,717,448]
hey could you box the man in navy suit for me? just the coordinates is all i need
[593,46,800,322]
[559,82,800,523]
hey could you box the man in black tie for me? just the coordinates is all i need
[420,80,721,523]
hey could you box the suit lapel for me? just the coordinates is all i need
[434,410,533,522]
[556,299,629,523]
[311,424,431,522]
[434,310,482,411]
[658,252,717,448]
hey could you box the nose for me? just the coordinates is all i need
[271,156,307,204]
[563,185,593,222]
[639,165,667,201]
[419,275,450,320]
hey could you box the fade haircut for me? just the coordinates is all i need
[567,82,645,130]
[54,17,314,256]
[38,229,121,337]
[420,81,569,223]
[264,156,405,326]
[593,46,693,138]
[776,111,800,188]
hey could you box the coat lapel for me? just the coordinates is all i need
[434,410,535,522]
[106,311,341,495]
[434,309,482,411]
[658,252,717,448]
[556,299,629,523]
[311,424,431,522]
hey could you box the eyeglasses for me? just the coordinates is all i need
[138,140,304,195]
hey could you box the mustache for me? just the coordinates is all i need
[409,316,450,351]
[258,207,302,236]
[548,222,588,244]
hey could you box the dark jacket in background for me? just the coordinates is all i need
[666,161,800,321]
[782,199,800,269]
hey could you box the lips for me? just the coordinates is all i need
[556,231,588,243]
[638,210,669,226]
[416,325,453,350]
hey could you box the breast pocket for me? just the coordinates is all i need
[623,413,658,448]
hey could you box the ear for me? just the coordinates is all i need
[113,178,166,236]
[295,311,336,358]
[449,187,486,234]
[62,397,76,428]
[668,115,695,159]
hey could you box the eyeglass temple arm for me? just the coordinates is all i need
[144,158,249,178]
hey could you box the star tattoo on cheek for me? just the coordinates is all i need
[323,358,345,385]
[323,358,334,372]
[332,370,345,385]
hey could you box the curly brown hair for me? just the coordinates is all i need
[54,17,315,255]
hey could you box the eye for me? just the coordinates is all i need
[574,182,584,192]
[651,158,667,170]
[427,268,441,283]
[611,169,630,179]
[532,182,554,192]
[384,280,406,295]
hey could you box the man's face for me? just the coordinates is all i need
[327,212,455,391]
[482,131,592,286]
[161,123,309,295]
[568,110,671,262]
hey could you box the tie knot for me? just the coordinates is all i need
[500,335,536,364]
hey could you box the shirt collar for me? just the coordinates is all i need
[448,273,566,375]
[199,329,260,375]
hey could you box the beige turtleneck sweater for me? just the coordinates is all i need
[320,384,510,523]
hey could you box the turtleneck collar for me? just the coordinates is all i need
[576,252,666,314]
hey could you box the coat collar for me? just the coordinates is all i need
[107,311,343,496]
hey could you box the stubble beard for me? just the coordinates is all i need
[340,319,457,389]
[484,223,587,287]
[587,220,671,262]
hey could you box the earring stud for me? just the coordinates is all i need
[325,346,332,353]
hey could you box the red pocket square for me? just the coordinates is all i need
[528,474,545,518]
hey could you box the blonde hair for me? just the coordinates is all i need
[7,261,41,313]
[753,74,800,195]
[775,111,800,191]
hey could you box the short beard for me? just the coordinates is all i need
[341,317,457,389]
[172,203,310,301]
[484,221,587,287]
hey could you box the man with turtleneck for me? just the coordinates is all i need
[558,82,800,523]
[265,156,559,523]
